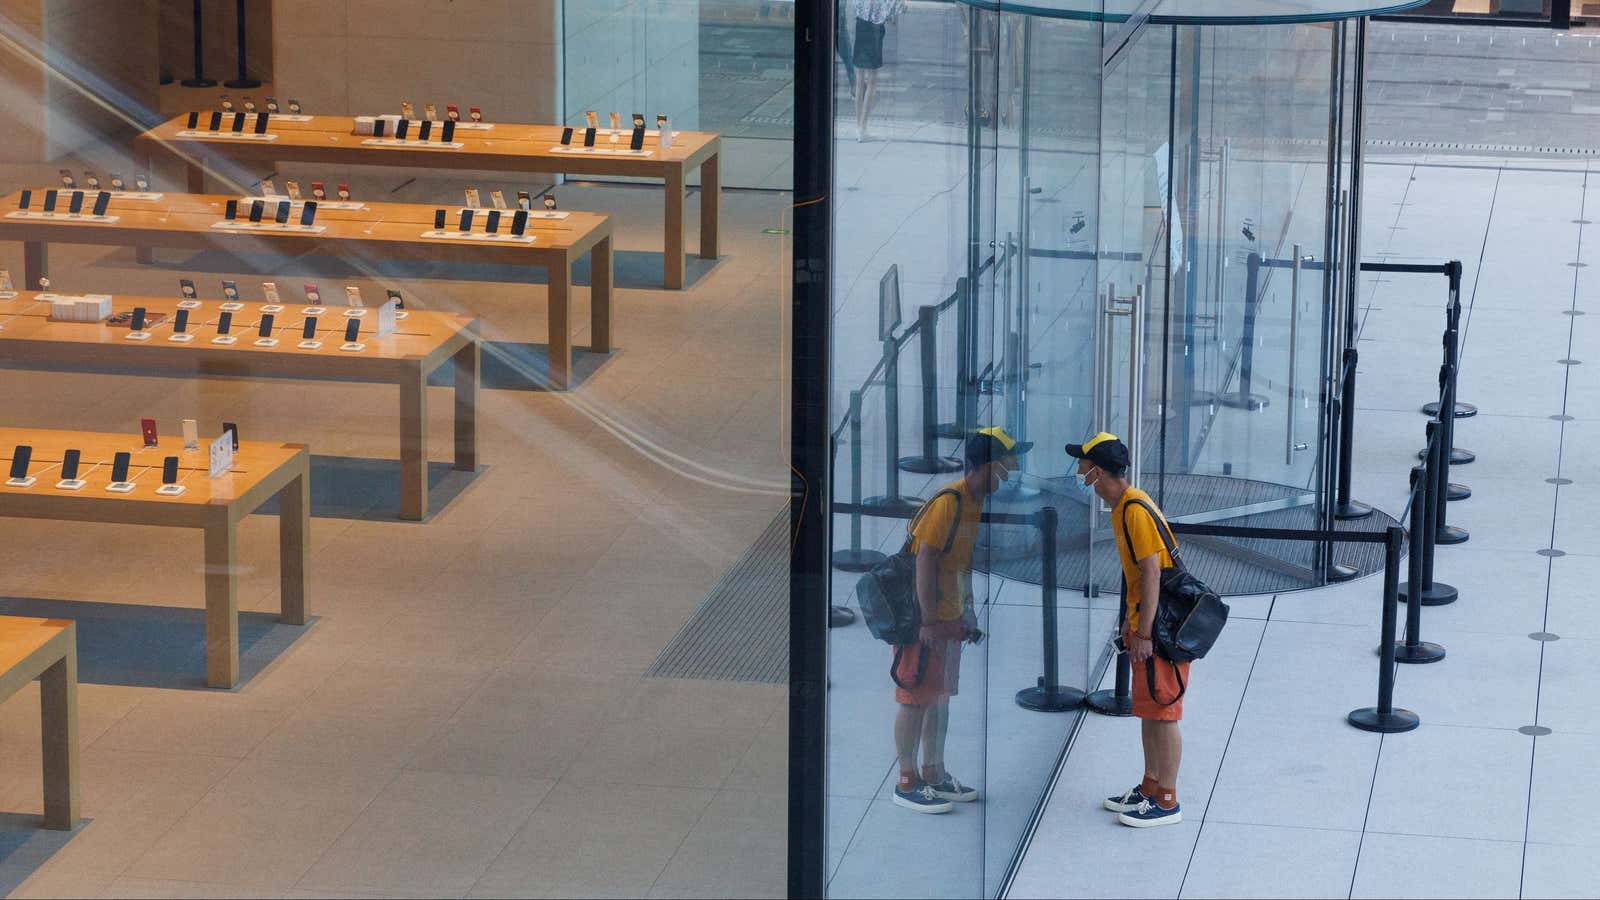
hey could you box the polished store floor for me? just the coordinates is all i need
[0,140,791,898]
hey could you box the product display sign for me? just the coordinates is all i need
[469,106,482,123]
[285,181,302,200]
[377,298,398,337]
[207,431,232,479]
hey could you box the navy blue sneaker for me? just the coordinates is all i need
[1103,785,1149,813]
[894,781,954,814]
[1118,798,1182,828]
[927,774,979,803]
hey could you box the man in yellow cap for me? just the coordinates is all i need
[1066,431,1186,828]
[892,426,1031,814]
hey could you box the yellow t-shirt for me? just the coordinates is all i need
[1111,487,1174,634]
[908,480,981,623]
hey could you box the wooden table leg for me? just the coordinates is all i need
[187,162,206,194]
[399,363,428,520]
[39,634,79,831]
[453,340,478,472]
[24,241,46,289]
[665,167,686,290]
[549,260,572,390]
[135,146,156,264]
[591,234,613,354]
[203,515,239,689]
[700,152,721,260]
[278,465,308,625]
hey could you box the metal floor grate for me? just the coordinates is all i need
[647,512,790,684]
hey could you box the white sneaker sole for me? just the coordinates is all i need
[893,794,953,814]
[1104,798,1141,813]
[1118,809,1182,828]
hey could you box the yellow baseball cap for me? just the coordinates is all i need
[966,426,1032,467]
[1064,431,1131,471]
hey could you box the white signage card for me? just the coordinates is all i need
[377,299,398,338]
[207,431,233,479]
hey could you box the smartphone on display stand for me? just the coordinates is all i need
[458,209,474,232]
[441,120,455,143]
[396,118,410,140]
[174,309,189,333]
[68,191,84,214]
[249,200,264,223]
[300,201,318,227]
[418,120,433,142]
[231,112,246,132]
[186,111,200,129]
[433,209,447,230]
[275,201,291,224]
[18,189,30,210]
[60,449,81,482]
[208,111,223,131]
[8,445,32,485]
[258,313,275,338]
[92,191,110,217]
[110,451,132,486]
[560,127,573,146]
[302,317,318,340]
[511,209,528,236]
[254,113,269,134]
[42,190,57,212]
[485,210,501,234]
[217,312,233,335]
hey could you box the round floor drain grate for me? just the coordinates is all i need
[1519,725,1553,736]
[1538,548,1567,557]
[1530,632,1561,642]
[1547,477,1574,485]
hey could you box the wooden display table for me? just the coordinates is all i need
[0,292,478,521]
[0,616,78,829]
[135,114,720,290]
[0,189,609,390]
[0,429,309,689]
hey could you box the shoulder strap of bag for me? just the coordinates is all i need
[905,488,965,554]
[891,642,932,690]
[1145,656,1186,706]
[1120,497,1182,568]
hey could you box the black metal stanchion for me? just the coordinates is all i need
[180,0,217,88]
[899,305,960,474]
[1086,583,1133,717]
[1334,347,1374,521]
[1400,420,1459,606]
[1017,507,1086,712]
[832,391,889,573]
[937,277,971,440]
[223,0,261,89]
[1395,429,1446,664]
[1422,261,1476,420]
[863,338,922,515]
[1219,252,1268,410]
[1349,524,1421,732]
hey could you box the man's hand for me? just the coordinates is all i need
[1127,631,1154,663]
[919,624,941,644]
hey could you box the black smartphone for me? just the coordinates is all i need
[418,120,433,142]
[42,189,57,212]
[130,306,147,331]
[275,200,290,224]
[583,127,597,147]
[249,200,264,223]
[162,456,179,484]
[343,319,360,343]
[630,127,645,151]
[433,208,446,230]
[217,311,233,335]
[9,445,31,480]
[373,118,387,137]
[92,191,110,217]
[224,199,238,220]
[231,112,246,133]
[441,120,455,143]
[458,209,473,232]
[68,191,84,214]
[60,449,80,481]
[300,201,317,226]
[257,313,275,337]
[395,118,410,140]
[302,317,317,340]
[223,422,238,450]
[254,113,269,134]
[18,189,30,210]
[111,451,131,483]
[208,111,223,131]
[511,209,528,236]
[486,210,501,233]
[174,308,190,333]
[560,127,573,146]
[186,111,200,129]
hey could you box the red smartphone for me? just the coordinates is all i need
[140,417,158,447]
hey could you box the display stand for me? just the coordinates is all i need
[209,221,327,234]
[236,196,365,212]
[549,146,653,158]
[361,138,465,150]
[175,130,278,142]
[419,230,536,244]
[6,211,118,224]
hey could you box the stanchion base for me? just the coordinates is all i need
[1416,447,1476,465]
[1399,580,1459,606]
[1447,482,1471,501]
[1334,500,1374,521]
[862,495,924,515]
[1348,706,1421,733]
[832,548,887,572]
[1016,684,1086,712]
[1085,688,1133,717]
[180,77,218,88]
[225,77,262,89]
[1189,390,1219,408]
[934,422,965,440]
[898,455,962,474]
[1436,525,1469,545]
[1216,391,1269,411]
[830,606,857,628]
[1422,400,1477,419]
[1393,641,1446,664]
[1328,563,1360,582]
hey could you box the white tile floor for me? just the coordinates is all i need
[1007,160,1600,899]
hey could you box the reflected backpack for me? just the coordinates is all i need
[856,489,963,648]
[1121,498,1229,664]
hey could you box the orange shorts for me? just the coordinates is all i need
[1133,656,1189,721]
[893,630,963,706]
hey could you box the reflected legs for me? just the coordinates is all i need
[855,68,880,141]
[893,699,953,784]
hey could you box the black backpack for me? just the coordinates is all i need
[857,490,963,688]
[1121,498,1229,664]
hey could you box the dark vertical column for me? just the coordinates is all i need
[181,0,217,88]
[788,1,833,896]
[224,0,262,89]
